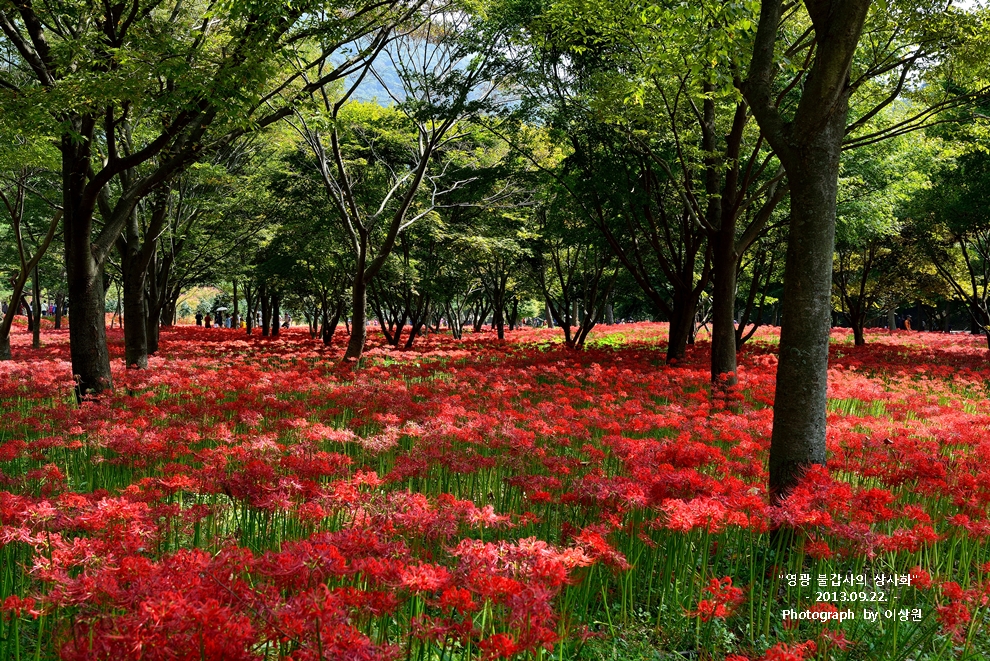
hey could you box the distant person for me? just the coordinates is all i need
[282,312,291,328]
[195,312,203,326]
[204,313,212,329]
[904,315,912,331]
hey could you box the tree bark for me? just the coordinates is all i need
[31,265,41,349]
[63,132,114,398]
[851,311,866,346]
[710,232,738,383]
[54,293,65,330]
[25,295,35,333]
[767,133,843,503]
[667,292,697,363]
[271,292,280,337]
[245,282,254,335]
[743,0,871,502]
[260,283,271,337]
[344,273,367,360]
[121,211,149,369]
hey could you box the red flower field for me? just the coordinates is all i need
[1,322,988,660]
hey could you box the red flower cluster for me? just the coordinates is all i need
[0,321,988,659]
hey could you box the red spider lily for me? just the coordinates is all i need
[691,577,745,621]
[3,322,990,659]
[759,640,817,661]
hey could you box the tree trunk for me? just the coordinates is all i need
[25,295,35,332]
[31,266,42,349]
[65,246,112,396]
[232,279,239,329]
[0,275,32,360]
[710,234,738,384]
[245,283,254,335]
[545,302,554,328]
[271,292,280,337]
[666,292,697,363]
[767,133,843,503]
[260,283,271,337]
[888,308,896,332]
[146,251,161,354]
[344,273,367,360]
[64,148,114,396]
[494,301,505,339]
[508,298,519,331]
[56,119,115,397]
[851,311,866,346]
[121,212,149,369]
[323,299,342,345]
[54,293,65,330]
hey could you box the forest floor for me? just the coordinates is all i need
[1,321,988,660]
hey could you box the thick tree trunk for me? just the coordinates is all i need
[65,246,112,396]
[344,274,367,360]
[64,140,114,397]
[710,234,739,384]
[888,308,896,332]
[768,130,843,503]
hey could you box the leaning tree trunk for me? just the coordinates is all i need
[767,130,842,503]
[0,274,33,360]
[323,299,342,345]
